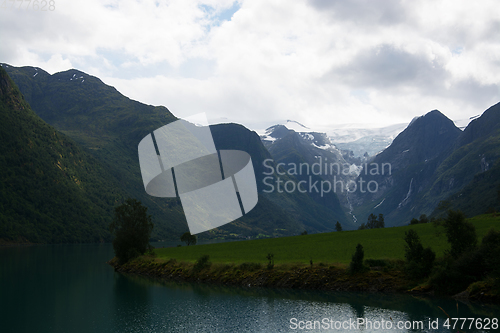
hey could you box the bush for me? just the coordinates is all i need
[428,258,474,295]
[477,228,500,283]
[365,259,387,267]
[349,243,366,274]
[266,253,274,270]
[429,228,500,294]
[239,262,262,272]
[193,255,211,272]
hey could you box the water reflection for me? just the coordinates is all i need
[117,272,500,332]
[1,244,499,333]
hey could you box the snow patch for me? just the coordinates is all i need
[349,164,363,176]
[33,72,38,77]
[301,133,314,140]
[312,142,335,150]
[398,178,413,208]
[374,198,385,209]
[261,135,276,142]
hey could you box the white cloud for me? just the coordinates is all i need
[1,0,499,130]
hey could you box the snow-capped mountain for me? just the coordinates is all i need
[258,115,478,159]
[258,120,407,159]
[326,123,407,158]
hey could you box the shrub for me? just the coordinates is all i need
[193,255,211,272]
[477,228,500,283]
[266,253,274,270]
[429,228,500,294]
[239,262,262,272]
[365,259,387,267]
[428,258,473,295]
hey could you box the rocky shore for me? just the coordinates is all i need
[108,256,500,303]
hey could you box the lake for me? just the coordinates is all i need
[1,243,499,332]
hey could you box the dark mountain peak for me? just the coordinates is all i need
[376,109,461,164]
[409,109,451,127]
[51,68,97,83]
[458,102,500,147]
[1,63,51,80]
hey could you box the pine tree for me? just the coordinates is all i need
[335,221,342,232]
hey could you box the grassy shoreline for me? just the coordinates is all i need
[153,214,500,265]
[109,256,413,294]
[109,214,500,302]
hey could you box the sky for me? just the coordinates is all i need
[1,0,500,130]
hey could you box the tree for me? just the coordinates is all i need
[377,214,385,228]
[403,229,435,278]
[110,198,154,264]
[367,213,377,229]
[180,232,197,246]
[349,243,365,274]
[443,210,477,259]
[335,221,342,232]
[365,213,384,229]
[300,230,308,235]
[419,214,429,224]
[478,228,500,282]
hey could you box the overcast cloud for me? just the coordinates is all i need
[1,0,499,130]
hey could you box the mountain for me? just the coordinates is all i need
[211,123,354,233]
[429,102,500,217]
[2,63,193,240]
[351,104,500,225]
[260,120,408,159]
[351,110,463,226]
[259,124,356,228]
[456,103,500,148]
[3,64,348,239]
[0,66,127,243]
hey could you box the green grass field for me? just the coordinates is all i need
[154,214,500,265]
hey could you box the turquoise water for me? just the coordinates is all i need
[1,244,499,332]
